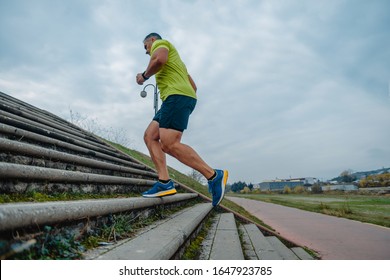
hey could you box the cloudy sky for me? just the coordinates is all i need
[1,0,389,183]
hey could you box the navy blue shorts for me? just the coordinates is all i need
[153,95,197,132]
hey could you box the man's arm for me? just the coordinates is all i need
[188,75,197,92]
[136,48,168,85]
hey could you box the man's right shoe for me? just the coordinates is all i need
[142,180,177,198]
[208,169,228,206]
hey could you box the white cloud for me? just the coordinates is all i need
[1,0,389,183]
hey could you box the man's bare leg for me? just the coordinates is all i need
[144,125,227,206]
[159,128,215,180]
[143,121,170,180]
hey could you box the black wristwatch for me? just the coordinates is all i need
[142,71,149,80]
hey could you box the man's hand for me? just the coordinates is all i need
[136,73,146,85]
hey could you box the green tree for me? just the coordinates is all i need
[311,184,323,194]
[230,181,246,193]
[339,169,356,183]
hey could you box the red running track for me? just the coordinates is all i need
[227,196,390,260]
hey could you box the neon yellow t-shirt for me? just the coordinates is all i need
[151,39,196,101]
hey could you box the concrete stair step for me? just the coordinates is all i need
[241,223,283,260]
[0,162,159,194]
[0,107,117,156]
[240,223,312,260]
[0,138,157,178]
[291,247,314,260]
[0,193,198,231]
[0,162,157,185]
[0,122,149,170]
[238,224,258,260]
[209,213,244,260]
[92,203,213,260]
[266,236,299,260]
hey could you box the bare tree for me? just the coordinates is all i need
[68,108,133,147]
[187,169,206,185]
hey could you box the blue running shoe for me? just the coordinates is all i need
[142,180,177,198]
[208,169,228,206]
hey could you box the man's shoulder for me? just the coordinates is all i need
[152,39,173,51]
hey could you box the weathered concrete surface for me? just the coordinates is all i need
[242,223,282,259]
[94,203,213,259]
[209,213,244,260]
[227,196,390,260]
[0,193,198,231]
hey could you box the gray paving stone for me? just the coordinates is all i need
[209,213,244,260]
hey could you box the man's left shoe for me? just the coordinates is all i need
[208,169,229,206]
[142,180,177,198]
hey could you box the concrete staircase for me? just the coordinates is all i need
[0,91,314,260]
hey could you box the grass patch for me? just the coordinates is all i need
[231,193,390,228]
[81,208,170,250]
[181,212,216,260]
[318,201,353,217]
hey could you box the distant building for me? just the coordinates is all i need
[259,177,319,191]
[320,184,358,191]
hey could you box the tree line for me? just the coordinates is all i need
[228,181,254,193]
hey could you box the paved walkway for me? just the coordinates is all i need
[227,196,390,260]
